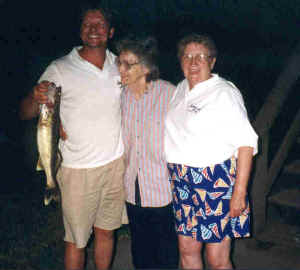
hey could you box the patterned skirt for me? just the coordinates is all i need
[167,157,250,243]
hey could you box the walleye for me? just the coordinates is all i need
[36,83,62,206]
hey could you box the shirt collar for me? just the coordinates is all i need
[123,81,154,98]
[186,73,219,98]
[70,46,118,74]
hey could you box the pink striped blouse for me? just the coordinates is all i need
[121,79,175,207]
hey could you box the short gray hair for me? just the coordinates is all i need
[177,33,218,60]
[115,36,160,82]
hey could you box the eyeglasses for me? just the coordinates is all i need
[115,58,140,71]
[182,53,212,63]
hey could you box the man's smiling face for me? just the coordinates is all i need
[80,10,114,49]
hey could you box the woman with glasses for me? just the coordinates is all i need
[164,33,258,269]
[116,36,179,269]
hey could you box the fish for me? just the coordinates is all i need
[36,83,62,206]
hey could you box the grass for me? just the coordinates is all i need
[0,173,130,270]
[0,185,64,270]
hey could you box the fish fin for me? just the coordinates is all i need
[121,204,129,224]
[36,156,44,171]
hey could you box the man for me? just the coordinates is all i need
[20,4,125,270]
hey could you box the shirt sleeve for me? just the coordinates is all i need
[213,87,258,157]
[38,61,62,87]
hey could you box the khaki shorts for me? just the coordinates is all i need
[57,156,125,248]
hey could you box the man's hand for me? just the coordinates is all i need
[32,81,53,107]
[60,124,67,140]
[20,80,55,120]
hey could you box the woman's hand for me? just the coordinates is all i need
[229,146,254,217]
[229,190,246,217]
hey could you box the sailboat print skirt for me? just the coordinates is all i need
[167,157,250,243]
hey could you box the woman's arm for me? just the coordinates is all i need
[229,146,254,217]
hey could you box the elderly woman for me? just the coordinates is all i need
[116,36,179,269]
[164,33,258,269]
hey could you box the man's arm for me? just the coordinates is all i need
[19,81,52,120]
[19,91,40,120]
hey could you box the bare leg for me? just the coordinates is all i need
[206,238,233,269]
[64,241,85,270]
[178,235,203,269]
[94,227,114,270]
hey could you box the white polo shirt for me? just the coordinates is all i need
[164,74,258,168]
[39,47,124,168]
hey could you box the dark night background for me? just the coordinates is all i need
[0,1,300,268]
[0,0,299,185]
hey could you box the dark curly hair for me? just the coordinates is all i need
[177,33,218,60]
[115,36,160,82]
[78,2,114,29]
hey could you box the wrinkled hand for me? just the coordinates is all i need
[229,191,246,218]
[59,124,67,140]
[32,81,54,108]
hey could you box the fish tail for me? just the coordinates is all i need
[44,186,60,206]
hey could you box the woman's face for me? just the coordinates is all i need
[117,51,148,87]
[180,42,216,89]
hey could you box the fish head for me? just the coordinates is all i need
[46,83,58,104]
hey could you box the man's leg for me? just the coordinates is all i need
[65,241,85,270]
[93,157,125,269]
[94,227,114,270]
[57,167,90,270]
